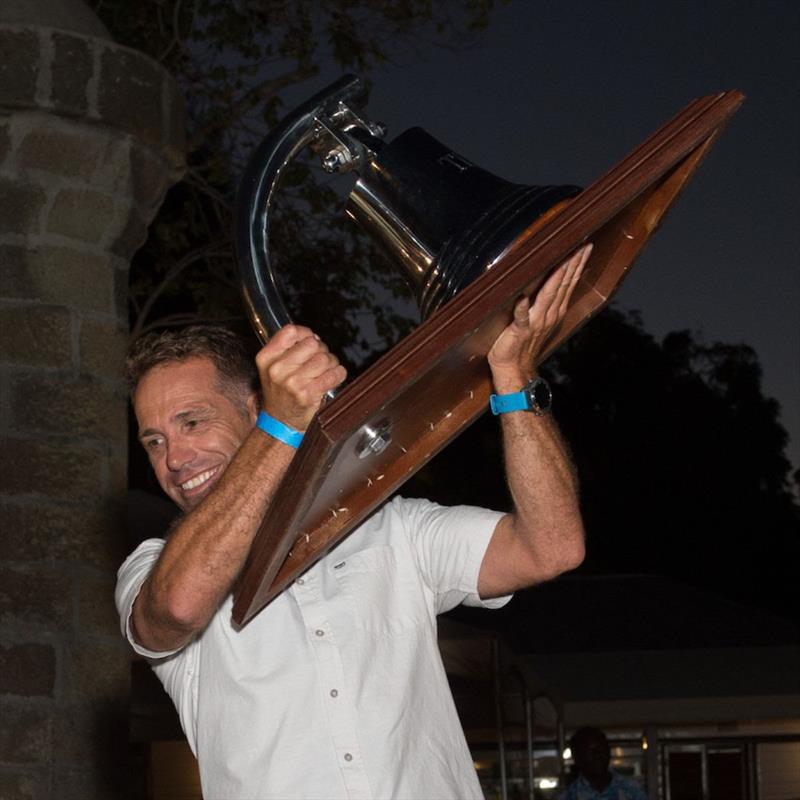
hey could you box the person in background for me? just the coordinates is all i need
[560,727,649,800]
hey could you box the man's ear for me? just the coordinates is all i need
[246,392,259,424]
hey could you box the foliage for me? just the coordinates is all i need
[95,0,496,368]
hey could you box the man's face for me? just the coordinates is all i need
[134,357,257,512]
[574,734,611,779]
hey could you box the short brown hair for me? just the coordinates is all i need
[125,325,259,405]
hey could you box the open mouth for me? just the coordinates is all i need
[179,467,219,493]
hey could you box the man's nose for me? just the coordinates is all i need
[166,437,196,472]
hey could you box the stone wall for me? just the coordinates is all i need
[0,18,183,799]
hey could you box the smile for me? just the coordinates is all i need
[180,467,219,491]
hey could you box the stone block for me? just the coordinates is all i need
[113,263,128,320]
[50,33,93,117]
[0,773,40,800]
[109,207,148,259]
[53,695,130,793]
[0,305,73,368]
[50,766,128,800]
[0,436,106,502]
[10,373,126,442]
[46,187,117,244]
[163,74,188,172]
[78,576,119,635]
[0,643,56,697]
[0,500,126,570]
[0,120,11,164]
[109,447,128,498]
[0,703,51,763]
[0,566,71,630]
[64,642,130,704]
[98,48,163,150]
[18,123,104,181]
[0,244,115,314]
[0,176,46,235]
[79,318,128,380]
[130,142,171,212]
[0,29,40,109]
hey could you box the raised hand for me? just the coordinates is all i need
[488,244,592,390]
[255,325,347,431]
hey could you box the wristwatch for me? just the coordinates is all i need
[490,376,552,416]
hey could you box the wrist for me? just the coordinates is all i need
[490,375,552,416]
[491,367,536,395]
[255,410,304,449]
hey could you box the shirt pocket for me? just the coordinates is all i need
[331,545,432,635]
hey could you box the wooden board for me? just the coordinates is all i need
[233,90,744,625]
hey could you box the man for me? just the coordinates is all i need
[116,245,591,799]
[560,727,649,800]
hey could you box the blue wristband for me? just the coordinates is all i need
[489,391,529,414]
[256,411,304,449]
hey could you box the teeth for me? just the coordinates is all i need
[181,469,216,491]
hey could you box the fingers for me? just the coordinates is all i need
[511,295,532,330]
[529,243,592,331]
[256,325,317,368]
[255,326,347,430]
[557,244,592,318]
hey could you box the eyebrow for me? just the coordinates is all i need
[138,407,213,440]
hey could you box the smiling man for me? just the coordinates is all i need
[116,246,590,799]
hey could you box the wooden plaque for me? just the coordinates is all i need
[233,90,744,625]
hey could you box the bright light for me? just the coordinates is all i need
[642,735,649,751]
[562,747,572,760]
[537,778,559,790]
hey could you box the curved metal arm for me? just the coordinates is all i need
[234,74,366,344]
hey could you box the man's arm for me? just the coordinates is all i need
[478,245,591,598]
[131,326,346,652]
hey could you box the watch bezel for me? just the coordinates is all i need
[524,376,552,415]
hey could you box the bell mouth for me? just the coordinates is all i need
[345,126,580,320]
[419,189,579,320]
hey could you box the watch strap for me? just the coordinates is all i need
[489,391,529,415]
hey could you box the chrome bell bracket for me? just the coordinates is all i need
[234,74,389,437]
[234,74,383,344]
[312,102,387,174]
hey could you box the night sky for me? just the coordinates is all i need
[299,0,799,474]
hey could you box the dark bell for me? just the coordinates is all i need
[346,128,580,320]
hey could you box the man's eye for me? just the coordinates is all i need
[145,438,163,451]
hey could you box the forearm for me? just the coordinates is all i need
[500,406,584,574]
[133,429,294,650]
[479,367,584,598]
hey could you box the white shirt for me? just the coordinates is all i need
[116,496,508,800]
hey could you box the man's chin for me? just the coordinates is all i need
[177,487,212,512]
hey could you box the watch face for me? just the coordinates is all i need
[526,378,552,413]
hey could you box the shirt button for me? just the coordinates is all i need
[296,577,305,585]
[344,753,353,762]
[330,689,338,698]
[315,629,325,637]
